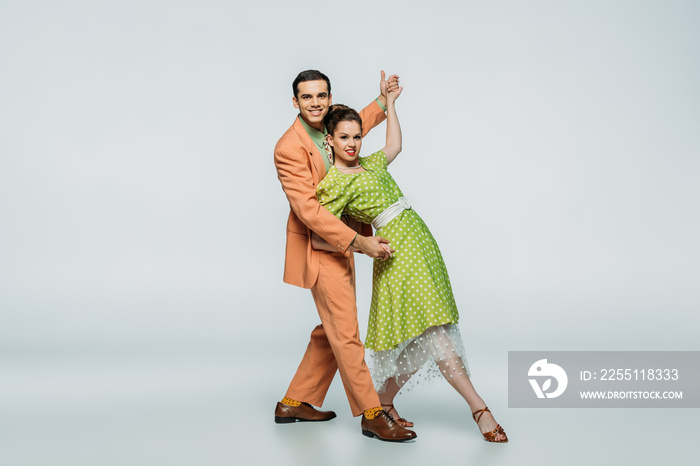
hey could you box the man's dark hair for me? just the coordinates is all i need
[324,104,362,136]
[293,70,331,98]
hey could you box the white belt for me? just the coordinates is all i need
[371,197,411,230]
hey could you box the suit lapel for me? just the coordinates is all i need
[293,117,326,181]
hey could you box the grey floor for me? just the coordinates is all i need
[3,341,696,466]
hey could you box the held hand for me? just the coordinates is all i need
[387,86,403,105]
[351,235,395,260]
[380,242,394,258]
[380,70,400,100]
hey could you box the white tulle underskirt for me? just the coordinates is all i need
[366,324,470,395]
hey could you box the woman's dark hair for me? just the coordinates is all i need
[292,70,331,98]
[324,104,362,136]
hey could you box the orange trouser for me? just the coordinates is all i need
[285,251,381,417]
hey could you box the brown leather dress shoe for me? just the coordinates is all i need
[361,410,417,442]
[274,402,337,424]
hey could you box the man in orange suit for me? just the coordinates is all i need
[273,70,416,442]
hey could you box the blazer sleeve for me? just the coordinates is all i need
[359,99,387,137]
[274,142,358,255]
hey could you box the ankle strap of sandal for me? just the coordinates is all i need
[472,406,491,423]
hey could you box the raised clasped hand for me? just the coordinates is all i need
[387,84,403,104]
[380,70,400,100]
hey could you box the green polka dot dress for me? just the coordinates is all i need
[317,150,462,350]
[318,151,470,392]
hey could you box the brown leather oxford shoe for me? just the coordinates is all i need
[274,402,337,423]
[361,410,417,442]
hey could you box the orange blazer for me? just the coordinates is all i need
[274,100,387,289]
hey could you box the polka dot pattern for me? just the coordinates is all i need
[367,323,470,395]
[317,150,460,352]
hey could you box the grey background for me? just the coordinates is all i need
[1,0,698,465]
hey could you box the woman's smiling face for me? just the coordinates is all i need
[328,120,362,167]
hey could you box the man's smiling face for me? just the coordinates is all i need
[293,80,332,131]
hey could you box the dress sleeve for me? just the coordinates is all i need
[363,150,388,170]
[316,176,350,219]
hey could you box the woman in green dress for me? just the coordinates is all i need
[312,84,508,443]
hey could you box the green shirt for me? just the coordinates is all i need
[299,98,387,173]
[298,115,332,172]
